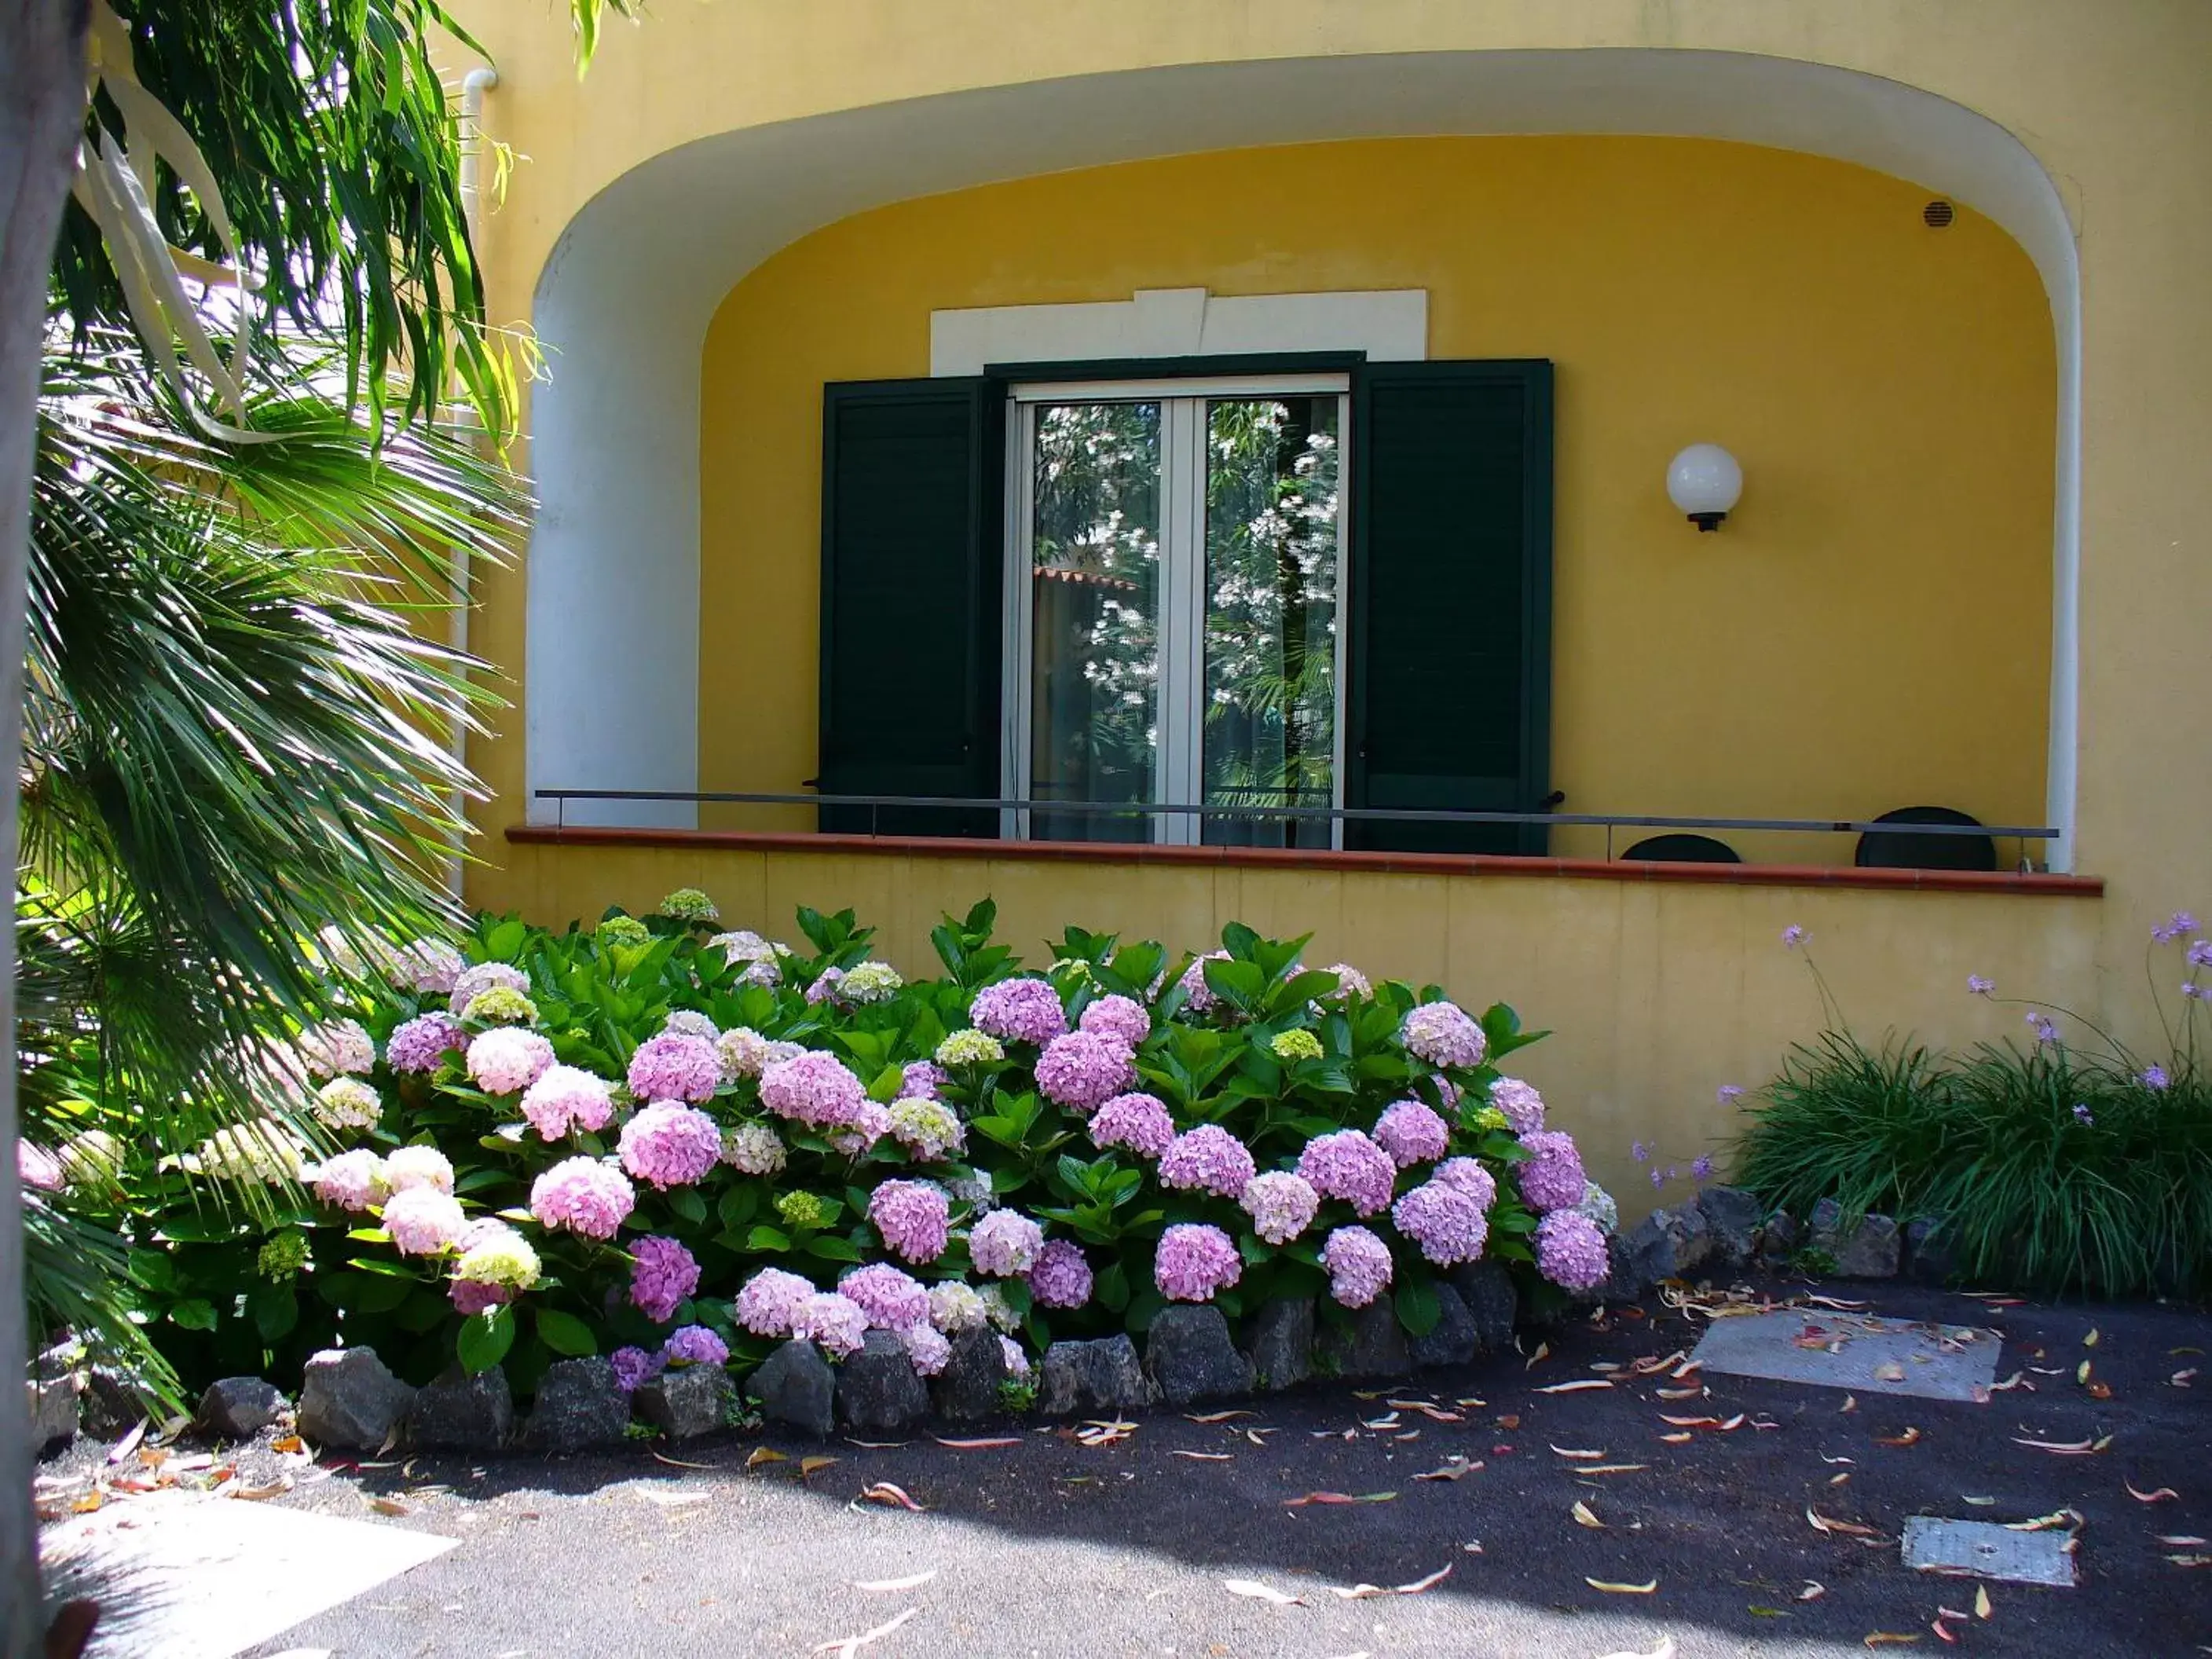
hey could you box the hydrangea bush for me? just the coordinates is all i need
[101,896,1613,1400]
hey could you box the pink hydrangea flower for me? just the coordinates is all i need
[1035,1030,1136,1111]
[792,1292,869,1358]
[1373,1100,1450,1167]
[760,1049,867,1130]
[721,1121,787,1175]
[451,961,529,1017]
[717,1027,776,1082]
[1153,1223,1242,1302]
[900,1060,947,1100]
[626,1031,721,1104]
[1391,1180,1489,1265]
[519,1064,616,1141]
[1518,1130,1588,1213]
[1320,963,1372,1001]
[300,1017,375,1079]
[386,1013,464,1075]
[384,1145,455,1195]
[450,1280,511,1317]
[969,1210,1045,1277]
[618,1101,722,1189]
[661,1324,729,1368]
[390,938,464,995]
[1401,1002,1487,1068]
[1177,950,1231,1013]
[870,1179,950,1264]
[1079,994,1152,1048]
[901,1323,951,1377]
[1089,1092,1177,1158]
[1536,1211,1611,1292]
[999,1335,1031,1380]
[839,1263,931,1330]
[17,1142,62,1192]
[529,1156,635,1240]
[888,1097,965,1160]
[1433,1157,1497,1211]
[736,1266,816,1337]
[1320,1225,1394,1307]
[629,1236,701,1323]
[969,977,1068,1046]
[383,1187,466,1256]
[1027,1240,1093,1309]
[827,1100,895,1158]
[311,1148,387,1212]
[1296,1129,1397,1217]
[466,1027,555,1095]
[1240,1171,1320,1244]
[1159,1125,1257,1198]
[1488,1077,1546,1136]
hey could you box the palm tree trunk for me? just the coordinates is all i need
[0,4,93,1651]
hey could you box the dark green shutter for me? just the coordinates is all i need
[1345,361,1553,855]
[818,379,1003,837]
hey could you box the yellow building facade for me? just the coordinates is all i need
[445,2,2209,1212]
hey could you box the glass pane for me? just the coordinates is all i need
[1030,401,1163,843]
[1202,396,1341,848]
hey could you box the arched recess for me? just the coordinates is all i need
[526,47,2080,867]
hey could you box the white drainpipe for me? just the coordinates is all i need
[445,65,500,898]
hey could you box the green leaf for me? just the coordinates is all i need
[745,1225,794,1252]
[666,1187,709,1225]
[804,1233,863,1264]
[716,1185,760,1230]
[485,919,528,961]
[167,1297,218,1331]
[1394,1278,1441,1339]
[457,1306,516,1374]
[534,1307,598,1357]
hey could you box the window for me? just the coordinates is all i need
[818,358,1553,855]
[1006,375,1349,847]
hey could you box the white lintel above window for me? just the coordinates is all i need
[929,286,1428,377]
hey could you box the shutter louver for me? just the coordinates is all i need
[818,378,1003,837]
[1346,361,1554,855]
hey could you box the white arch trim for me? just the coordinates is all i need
[527,48,2080,868]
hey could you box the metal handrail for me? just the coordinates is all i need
[533,787,2057,841]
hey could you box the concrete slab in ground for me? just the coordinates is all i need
[42,1488,454,1658]
[1902,1514,2078,1587]
[1690,1307,2001,1401]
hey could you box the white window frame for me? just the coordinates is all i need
[1002,373,1352,848]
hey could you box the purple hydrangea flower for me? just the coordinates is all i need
[519,1064,616,1141]
[1391,1180,1489,1265]
[1161,1125,1258,1199]
[1373,1100,1450,1167]
[838,1262,931,1330]
[760,1049,869,1130]
[628,1236,701,1323]
[804,965,845,1006]
[1517,1130,1588,1213]
[1295,1129,1397,1218]
[386,1013,464,1075]
[736,1266,817,1337]
[792,1292,868,1358]
[969,1210,1046,1277]
[529,1156,636,1240]
[969,978,1068,1046]
[617,1101,722,1189]
[1088,1092,1177,1158]
[610,1346,663,1393]
[1240,1171,1320,1244]
[1035,1029,1137,1111]
[1079,994,1152,1049]
[1432,1157,1496,1212]
[1320,1225,1393,1308]
[900,1060,947,1101]
[661,1324,729,1368]
[870,1180,951,1264]
[902,1323,952,1377]
[1027,1240,1093,1309]
[1153,1223,1242,1302]
[450,1279,512,1317]
[1534,1211,1610,1292]
[626,1031,721,1105]
[1400,1002,1486,1068]
[1177,950,1230,1013]
[1487,1077,1545,1136]
[466,1027,556,1095]
[451,961,529,1018]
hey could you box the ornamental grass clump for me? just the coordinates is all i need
[91,895,1607,1404]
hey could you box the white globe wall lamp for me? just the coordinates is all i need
[1667,443,1743,532]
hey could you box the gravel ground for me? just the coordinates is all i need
[42,1278,2212,1657]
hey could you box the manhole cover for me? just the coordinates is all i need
[1901,1516,2078,1587]
[1689,1309,2001,1401]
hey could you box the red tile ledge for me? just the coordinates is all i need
[504,826,2104,897]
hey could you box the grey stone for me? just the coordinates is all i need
[635,1364,731,1440]
[1811,1204,1901,1278]
[1616,1203,1715,1287]
[1603,1232,1650,1303]
[1320,1302,1412,1379]
[27,1375,78,1451]
[1903,1516,2077,1587]
[199,1376,287,1441]
[1038,1335,1154,1416]
[1758,1209,1802,1265]
[931,1328,1009,1421]
[1144,1306,1255,1406]
[1697,1186,1767,1268]
[297,1348,415,1451]
[1692,1308,1999,1402]
[1243,1298,1313,1392]
[522,1356,630,1453]
[837,1331,932,1433]
[1449,1260,1519,1349]
[750,1339,836,1438]
[1903,1216,1958,1287]
[405,1365,513,1451]
[1407,1282,1480,1368]
[79,1368,144,1438]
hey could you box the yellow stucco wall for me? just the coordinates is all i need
[696,135,2054,859]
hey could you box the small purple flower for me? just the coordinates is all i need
[2027,1010,2060,1044]
[1968,975,1995,997]
[2191,942,2212,969]
[1650,1167,1665,1188]
[2186,983,2208,1002]
[2071,1102,2095,1126]
[1630,1141,1650,1163]
[1691,1153,1716,1181]
[2154,911,2201,943]
[1782,925,1807,948]
[1716,1085,1745,1106]
[2142,1064,2171,1090]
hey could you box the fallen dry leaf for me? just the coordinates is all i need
[1799,1581,1827,1601]
[1593,1641,1675,1659]
[1659,1432,1693,1445]
[2157,1535,2211,1547]
[1584,1577,1659,1595]
[1496,1414,1522,1430]
[269,1434,305,1455]
[851,1570,936,1592]
[366,1496,410,1517]
[2129,1482,2181,1503]
[1807,1507,1881,1537]
[857,1481,927,1512]
[1932,1618,1959,1646]
[746,1448,789,1469]
[1862,1635,1919,1649]
[1659,1414,1720,1428]
[2012,1436,2104,1456]
[1536,1379,1613,1395]
[1875,1428,1923,1448]
[1580,1464,1650,1475]
[812,1607,919,1657]
[652,1452,714,1470]
[2084,1328,2100,1347]
[1525,1342,1551,1369]
[1975,1585,1992,1620]
[1395,1566,1452,1594]
[1413,1457,1481,1482]
[1185,1409,1255,1423]
[1223,1578,1306,1606]
[1572,1500,1606,1529]
[2174,1368,2199,1388]
[800,1456,839,1478]
[1553,1445,1606,1459]
[1830,1474,1852,1487]
[1654,1386,1705,1401]
[1244,1429,1270,1448]
[230,1476,291,1501]
[1284,1490,1397,1507]
[2166,1554,2212,1569]
[1170,1450,1232,1462]
[1873,1363,1907,1383]
[933,1436,1019,1449]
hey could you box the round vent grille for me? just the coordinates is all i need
[1923,199,1956,229]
